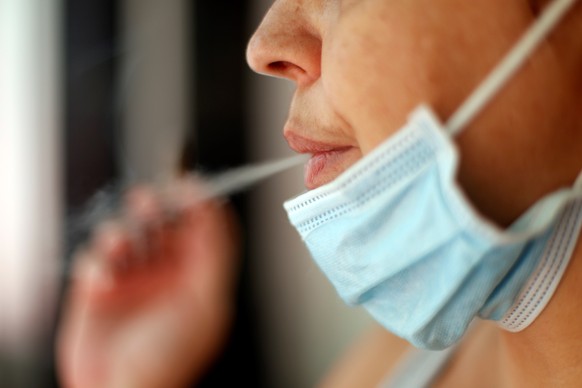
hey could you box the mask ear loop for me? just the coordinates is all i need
[445,0,579,136]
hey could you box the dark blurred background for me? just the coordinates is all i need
[64,0,264,386]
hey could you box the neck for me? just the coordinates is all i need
[499,230,582,387]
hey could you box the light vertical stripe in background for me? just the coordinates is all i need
[119,0,192,185]
[0,0,63,385]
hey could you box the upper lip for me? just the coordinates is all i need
[284,130,353,155]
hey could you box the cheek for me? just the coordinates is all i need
[321,0,531,155]
[322,4,430,154]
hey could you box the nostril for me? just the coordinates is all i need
[268,61,291,72]
[267,60,310,82]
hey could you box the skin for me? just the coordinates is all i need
[247,0,582,386]
[57,184,240,388]
[58,0,582,386]
[247,0,582,225]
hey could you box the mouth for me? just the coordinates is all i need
[284,132,358,189]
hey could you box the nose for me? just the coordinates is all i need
[246,2,321,87]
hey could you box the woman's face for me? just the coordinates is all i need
[247,0,582,225]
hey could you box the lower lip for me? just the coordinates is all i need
[304,149,351,189]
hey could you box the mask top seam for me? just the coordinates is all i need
[285,122,428,213]
[294,132,436,234]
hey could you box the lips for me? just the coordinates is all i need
[284,131,357,189]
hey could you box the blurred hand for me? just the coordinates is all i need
[57,181,240,388]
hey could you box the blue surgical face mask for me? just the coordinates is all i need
[283,0,582,350]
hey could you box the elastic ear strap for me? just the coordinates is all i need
[445,0,579,135]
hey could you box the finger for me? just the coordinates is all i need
[160,175,215,218]
[91,220,133,270]
[70,247,116,298]
[123,186,167,264]
[124,185,164,224]
[90,216,165,279]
